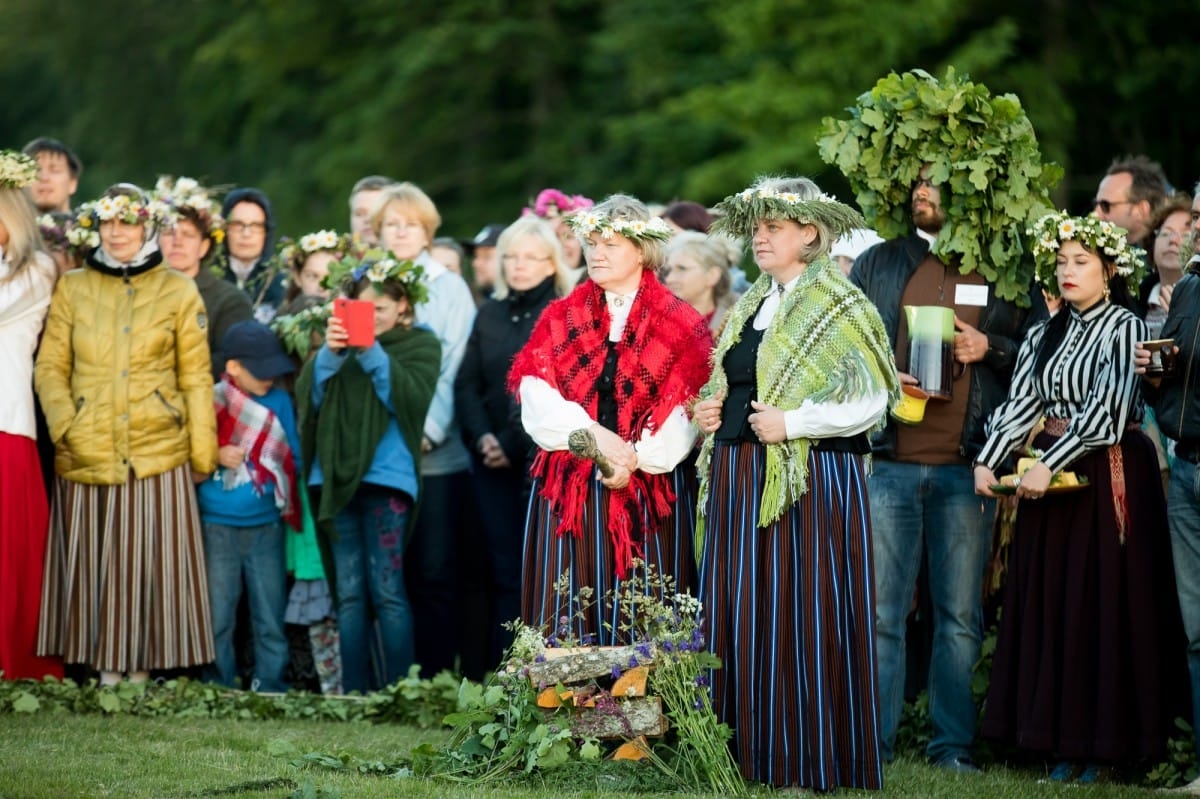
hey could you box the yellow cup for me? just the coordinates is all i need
[891,384,930,425]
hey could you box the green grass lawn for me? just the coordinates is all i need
[0,713,1178,799]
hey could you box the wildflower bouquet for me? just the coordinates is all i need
[424,563,745,795]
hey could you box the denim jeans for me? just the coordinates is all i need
[330,485,413,693]
[202,520,289,692]
[1168,457,1200,761]
[868,460,993,763]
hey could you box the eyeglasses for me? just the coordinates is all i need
[227,221,267,234]
[382,220,423,233]
[1157,228,1187,241]
[501,254,553,266]
[1092,199,1132,214]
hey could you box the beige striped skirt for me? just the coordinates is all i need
[37,465,215,672]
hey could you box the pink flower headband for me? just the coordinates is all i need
[523,188,594,219]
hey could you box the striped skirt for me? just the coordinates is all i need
[521,467,696,646]
[37,465,215,672]
[699,440,883,791]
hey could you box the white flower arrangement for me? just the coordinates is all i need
[66,224,100,251]
[77,194,161,226]
[152,176,224,235]
[567,211,674,242]
[1027,211,1145,297]
[299,229,341,253]
[0,150,38,190]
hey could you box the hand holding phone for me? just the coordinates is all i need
[333,298,375,349]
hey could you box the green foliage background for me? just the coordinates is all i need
[2,0,1197,240]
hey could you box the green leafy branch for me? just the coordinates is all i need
[818,67,1063,307]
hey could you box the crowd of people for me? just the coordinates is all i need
[2,110,1200,794]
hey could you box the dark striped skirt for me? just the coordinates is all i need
[520,466,696,645]
[699,440,883,791]
[37,465,215,672]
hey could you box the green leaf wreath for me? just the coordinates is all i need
[817,67,1063,307]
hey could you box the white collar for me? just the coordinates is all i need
[604,288,638,308]
[774,273,802,296]
[916,228,937,245]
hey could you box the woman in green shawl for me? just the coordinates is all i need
[693,176,898,791]
[296,254,440,693]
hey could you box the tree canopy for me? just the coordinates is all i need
[3,0,1196,239]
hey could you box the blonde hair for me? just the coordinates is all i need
[664,231,742,305]
[0,187,48,282]
[492,216,572,300]
[585,193,665,271]
[370,182,441,244]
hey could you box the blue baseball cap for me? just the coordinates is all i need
[221,321,295,380]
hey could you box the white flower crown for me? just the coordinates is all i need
[567,211,674,242]
[153,176,224,231]
[299,230,342,253]
[1027,211,1145,297]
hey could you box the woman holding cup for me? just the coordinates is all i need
[972,212,1186,782]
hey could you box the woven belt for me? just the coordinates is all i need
[1038,417,1130,544]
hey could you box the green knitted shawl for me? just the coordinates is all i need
[696,256,900,535]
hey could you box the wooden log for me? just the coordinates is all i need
[561,696,668,738]
[611,736,651,761]
[611,665,648,697]
[536,687,571,708]
[526,645,652,687]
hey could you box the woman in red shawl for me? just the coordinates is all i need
[508,194,712,643]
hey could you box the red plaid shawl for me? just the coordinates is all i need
[214,378,301,531]
[508,273,712,577]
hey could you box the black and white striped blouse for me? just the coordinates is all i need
[976,300,1147,474]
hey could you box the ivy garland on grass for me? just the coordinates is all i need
[0,667,459,727]
[817,67,1063,307]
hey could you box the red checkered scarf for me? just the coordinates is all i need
[508,273,712,577]
[214,377,301,530]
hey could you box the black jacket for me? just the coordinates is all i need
[454,276,558,470]
[1145,263,1200,443]
[850,234,1046,460]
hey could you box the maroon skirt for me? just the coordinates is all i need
[981,428,1188,760]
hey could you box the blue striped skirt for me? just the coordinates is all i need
[699,440,883,790]
[520,466,696,646]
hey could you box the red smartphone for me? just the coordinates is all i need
[334,298,375,348]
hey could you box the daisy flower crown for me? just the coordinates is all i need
[1027,211,1145,297]
[711,186,867,241]
[72,190,169,253]
[327,248,429,306]
[567,210,674,242]
[281,229,349,271]
[0,150,38,190]
[153,176,225,239]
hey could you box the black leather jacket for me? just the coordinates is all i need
[849,234,1046,460]
[1146,263,1200,444]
